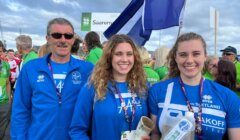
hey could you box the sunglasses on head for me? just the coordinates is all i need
[50,33,74,40]
[222,52,234,56]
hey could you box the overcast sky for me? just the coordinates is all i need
[0,0,239,56]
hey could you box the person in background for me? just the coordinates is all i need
[11,17,94,140]
[149,32,240,140]
[203,55,219,80]
[220,46,240,94]
[215,59,237,92]
[6,49,21,92]
[0,53,8,62]
[15,35,38,69]
[0,40,11,140]
[79,40,88,60]
[102,40,108,49]
[138,47,159,85]
[154,46,170,81]
[215,59,237,140]
[69,34,149,140]
[14,51,22,60]
[71,34,82,59]
[83,31,103,64]
[38,43,51,57]
[0,46,8,62]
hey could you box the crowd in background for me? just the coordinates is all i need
[0,17,240,140]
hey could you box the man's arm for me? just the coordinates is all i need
[11,65,32,140]
[69,84,94,140]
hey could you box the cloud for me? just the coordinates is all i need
[144,0,240,56]
[52,0,81,8]
[6,1,27,12]
[0,0,239,56]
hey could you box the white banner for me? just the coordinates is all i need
[81,12,119,32]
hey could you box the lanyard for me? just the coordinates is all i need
[113,84,136,131]
[179,77,203,139]
[48,62,62,104]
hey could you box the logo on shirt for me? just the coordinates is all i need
[203,95,213,104]
[72,71,81,84]
[202,94,221,109]
[37,75,45,82]
[115,93,142,114]
[202,117,225,134]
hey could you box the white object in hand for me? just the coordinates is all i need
[132,116,154,140]
[164,112,195,140]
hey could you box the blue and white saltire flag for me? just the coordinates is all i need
[104,0,186,46]
[143,0,185,30]
[104,0,151,46]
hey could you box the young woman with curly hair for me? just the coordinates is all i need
[70,34,149,140]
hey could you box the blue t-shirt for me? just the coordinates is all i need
[148,77,240,140]
[70,81,148,140]
[50,60,69,93]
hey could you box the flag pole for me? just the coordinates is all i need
[159,30,161,47]
[177,0,187,38]
[214,9,218,56]
[177,23,182,38]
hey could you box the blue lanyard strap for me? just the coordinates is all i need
[48,62,62,104]
[179,77,204,139]
[112,83,136,131]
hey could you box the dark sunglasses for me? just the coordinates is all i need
[222,52,234,56]
[209,63,218,68]
[50,33,74,40]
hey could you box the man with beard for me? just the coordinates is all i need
[11,18,94,140]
